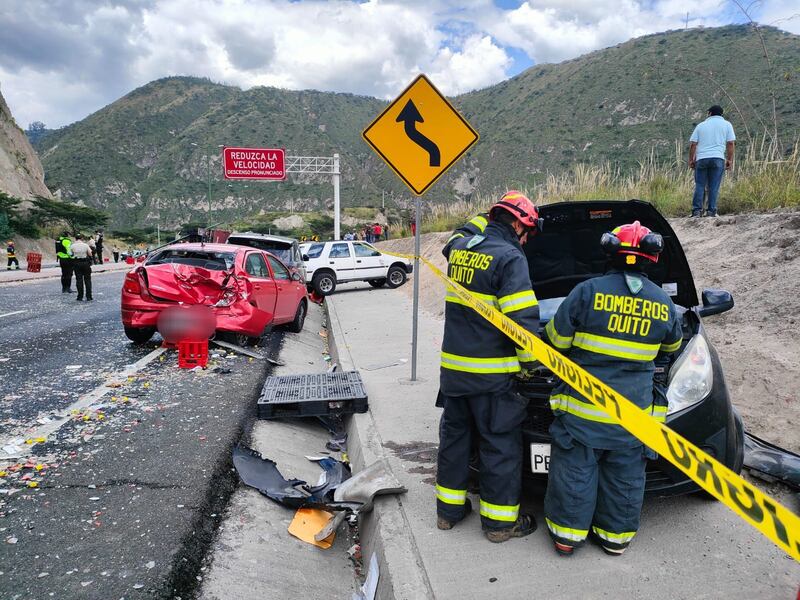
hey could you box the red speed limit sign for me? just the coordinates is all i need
[222,147,285,180]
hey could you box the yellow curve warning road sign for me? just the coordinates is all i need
[362,74,479,196]
[381,249,800,563]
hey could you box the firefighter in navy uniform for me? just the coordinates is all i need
[436,191,542,543]
[542,221,683,557]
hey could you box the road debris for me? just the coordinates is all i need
[232,445,308,508]
[211,339,266,359]
[305,457,351,502]
[352,553,379,600]
[334,458,407,512]
[288,508,337,548]
[314,509,348,542]
[744,432,800,490]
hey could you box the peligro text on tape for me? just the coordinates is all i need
[384,249,800,562]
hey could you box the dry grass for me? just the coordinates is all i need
[410,136,800,234]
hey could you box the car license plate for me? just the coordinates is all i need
[530,443,551,473]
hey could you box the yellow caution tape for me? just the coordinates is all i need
[387,250,800,562]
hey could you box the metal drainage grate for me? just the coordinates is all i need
[257,371,369,419]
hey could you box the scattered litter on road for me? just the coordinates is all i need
[744,432,800,490]
[211,339,265,359]
[334,458,407,513]
[305,457,351,503]
[362,358,408,371]
[232,445,308,508]
[288,508,336,548]
[352,553,379,600]
[2,445,23,457]
[266,357,285,366]
[314,509,347,542]
[65,365,82,371]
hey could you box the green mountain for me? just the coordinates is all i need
[34,24,800,228]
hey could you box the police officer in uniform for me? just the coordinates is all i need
[56,233,74,293]
[542,221,683,556]
[436,191,542,543]
[70,233,93,301]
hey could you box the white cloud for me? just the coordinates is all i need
[0,0,795,128]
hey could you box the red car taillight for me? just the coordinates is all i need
[123,272,142,295]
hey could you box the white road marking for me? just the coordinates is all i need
[0,310,27,318]
[0,346,167,460]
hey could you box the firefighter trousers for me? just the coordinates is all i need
[436,390,528,530]
[544,421,647,551]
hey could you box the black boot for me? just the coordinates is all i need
[484,514,537,543]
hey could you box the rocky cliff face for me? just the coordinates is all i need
[0,88,53,200]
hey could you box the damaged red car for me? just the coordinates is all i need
[121,243,308,344]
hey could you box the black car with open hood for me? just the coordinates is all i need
[517,200,744,496]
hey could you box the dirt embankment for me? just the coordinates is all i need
[377,212,800,453]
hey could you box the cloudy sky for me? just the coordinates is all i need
[1,0,798,129]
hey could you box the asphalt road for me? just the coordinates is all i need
[0,272,284,599]
[0,272,156,432]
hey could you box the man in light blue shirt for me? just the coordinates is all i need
[688,105,735,217]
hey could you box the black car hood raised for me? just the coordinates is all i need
[524,200,698,309]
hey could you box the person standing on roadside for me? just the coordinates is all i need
[94,230,104,264]
[69,233,93,301]
[436,191,542,543]
[6,240,19,270]
[542,222,682,557]
[688,105,735,217]
[112,245,120,263]
[56,233,74,293]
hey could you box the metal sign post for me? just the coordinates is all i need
[284,154,341,240]
[361,74,479,381]
[411,197,421,381]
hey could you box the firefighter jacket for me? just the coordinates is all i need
[6,244,15,259]
[442,213,489,258]
[440,220,540,396]
[543,269,683,449]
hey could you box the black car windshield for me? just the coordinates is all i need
[148,249,236,271]
[228,238,292,262]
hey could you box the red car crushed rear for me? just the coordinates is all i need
[121,243,308,344]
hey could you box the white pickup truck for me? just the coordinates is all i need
[300,240,413,295]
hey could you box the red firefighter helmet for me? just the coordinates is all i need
[600,221,663,263]
[489,191,541,231]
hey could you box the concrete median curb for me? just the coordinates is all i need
[325,296,434,600]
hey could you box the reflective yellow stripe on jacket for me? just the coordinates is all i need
[545,320,573,350]
[550,393,618,424]
[660,338,682,353]
[468,215,488,232]
[573,331,660,361]
[553,392,667,425]
[498,290,538,314]
[479,499,519,523]
[445,289,498,310]
[651,404,668,423]
[440,352,520,374]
